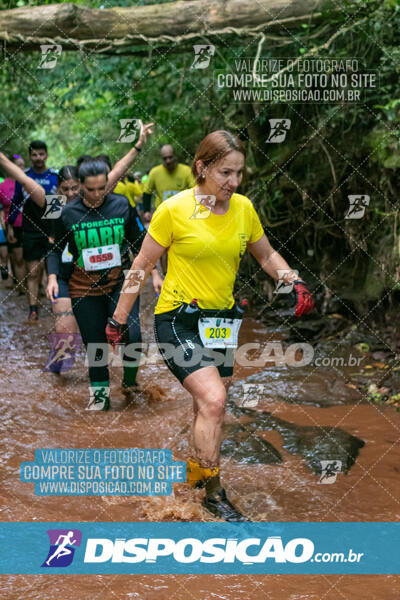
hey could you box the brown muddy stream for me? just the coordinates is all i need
[1,281,400,599]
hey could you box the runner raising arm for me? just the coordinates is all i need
[48,158,162,410]
[0,152,46,208]
[105,120,154,195]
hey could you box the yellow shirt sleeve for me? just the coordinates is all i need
[248,202,265,244]
[113,180,138,207]
[113,181,127,196]
[186,168,196,188]
[125,180,143,207]
[148,201,173,248]
[143,169,155,195]
[130,181,142,197]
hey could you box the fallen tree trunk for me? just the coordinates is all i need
[0,0,337,52]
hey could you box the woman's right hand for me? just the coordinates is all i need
[106,317,128,350]
[137,120,154,148]
[46,275,59,303]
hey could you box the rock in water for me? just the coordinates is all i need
[221,423,282,464]
[225,400,364,475]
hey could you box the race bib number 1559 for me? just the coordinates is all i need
[82,244,121,271]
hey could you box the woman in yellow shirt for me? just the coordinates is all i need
[106,130,314,520]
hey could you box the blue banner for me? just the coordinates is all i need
[0,522,398,574]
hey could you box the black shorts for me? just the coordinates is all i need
[22,232,51,262]
[57,278,70,299]
[7,225,23,250]
[154,304,235,384]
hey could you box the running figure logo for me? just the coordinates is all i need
[345,195,370,219]
[117,119,140,143]
[43,333,81,373]
[94,388,107,403]
[122,269,146,294]
[190,45,215,70]
[41,529,82,567]
[319,460,342,484]
[37,45,62,69]
[274,269,299,294]
[239,384,264,408]
[42,195,67,219]
[190,194,216,219]
[266,119,291,143]
[87,385,110,411]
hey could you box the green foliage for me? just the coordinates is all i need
[0,0,399,312]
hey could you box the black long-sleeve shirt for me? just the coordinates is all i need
[8,167,58,235]
[47,193,146,297]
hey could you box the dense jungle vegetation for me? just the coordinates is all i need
[1,0,399,317]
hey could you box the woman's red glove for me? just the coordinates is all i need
[291,280,314,317]
[106,318,128,349]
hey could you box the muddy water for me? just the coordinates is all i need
[1,282,400,599]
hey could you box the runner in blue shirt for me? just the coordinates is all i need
[8,140,58,321]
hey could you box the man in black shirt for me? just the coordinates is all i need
[8,140,58,321]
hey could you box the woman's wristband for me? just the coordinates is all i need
[108,317,124,328]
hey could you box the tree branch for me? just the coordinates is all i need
[0,0,338,52]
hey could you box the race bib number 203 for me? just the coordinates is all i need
[198,317,242,349]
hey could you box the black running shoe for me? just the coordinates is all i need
[28,309,39,323]
[0,266,8,280]
[202,488,249,522]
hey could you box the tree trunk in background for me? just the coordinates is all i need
[0,0,337,51]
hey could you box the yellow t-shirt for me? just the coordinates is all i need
[143,163,195,209]
[114,178,142,207]
[148,188,265,314]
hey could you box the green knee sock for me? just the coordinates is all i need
[122,354,141,388]
[89,381,110,410]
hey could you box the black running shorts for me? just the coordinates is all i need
[57,277,69,298]
[154,304,235,384]
[22,231,51,262]
[7,225,23,250]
